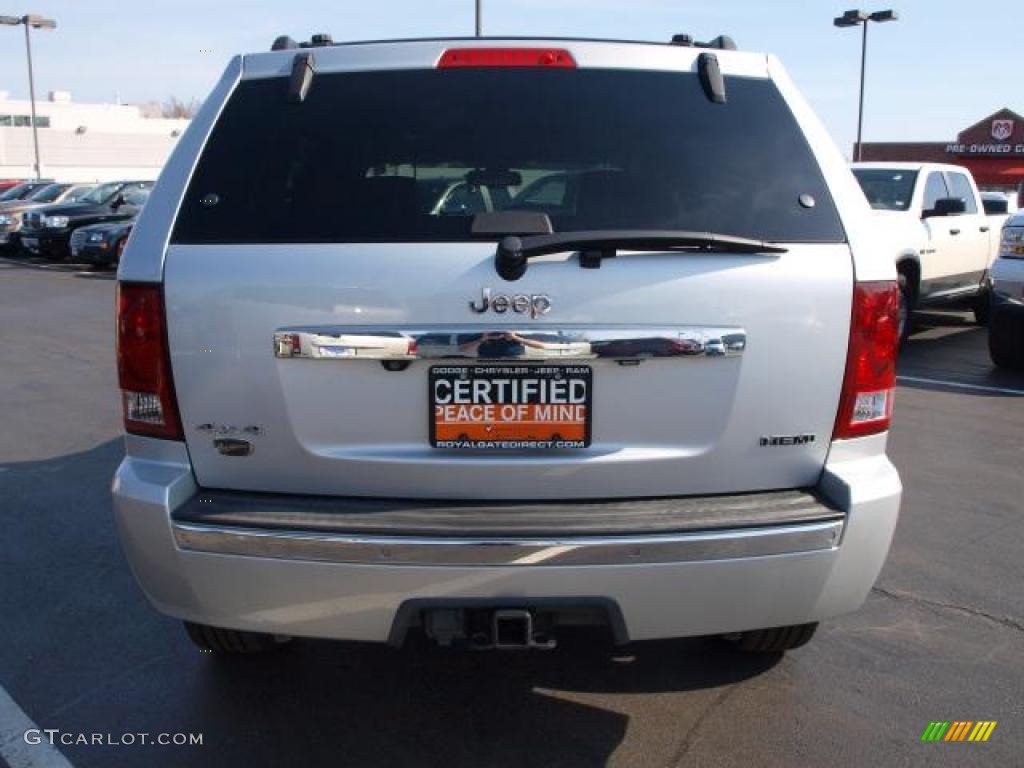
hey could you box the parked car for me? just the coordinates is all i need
[0,183,96,252]
[67,186,149,267]
[113,35,901,657]
[852,162,1000,340]
[989,212,1024,369]
[10,182,96,209]
[18,180,152,260]
[980,191,1015,249]
[70,218,135,268]
[0,179,28,194]
[0,180,54,203]
[981,191,1019,217]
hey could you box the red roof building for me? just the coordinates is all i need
[861,108,1024,198]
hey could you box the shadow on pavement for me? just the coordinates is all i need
[184,631,781,767]
[1,437,783,768]
[903,310,983,354]
[899,310,1024,395]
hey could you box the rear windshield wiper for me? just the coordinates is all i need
[493,229,788,281]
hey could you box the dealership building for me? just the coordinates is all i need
[0,90,189,182]
[861,108,1024,199]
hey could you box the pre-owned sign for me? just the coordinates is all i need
[946,142,1024,156]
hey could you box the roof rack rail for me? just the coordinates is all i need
[272,33,334,51]
[671,33,737,51]
[700,35,737,51]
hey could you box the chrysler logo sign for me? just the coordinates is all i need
[991,119,1015,142]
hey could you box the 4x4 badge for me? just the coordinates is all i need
[469,287,551,319]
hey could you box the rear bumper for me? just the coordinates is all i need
[112,436,901,643]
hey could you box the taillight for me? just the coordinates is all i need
[833,281,899,440]
[437,48,576,69]
[116,283,182,440]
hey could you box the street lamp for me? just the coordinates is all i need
[0,13,58,180]
[833,9,898,162]
[475,0,482,36]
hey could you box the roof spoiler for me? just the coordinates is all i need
[697,52,727,104]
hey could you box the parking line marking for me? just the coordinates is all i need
[0,685,75,768]
[0,257,90,272]
[897,375,1024,396]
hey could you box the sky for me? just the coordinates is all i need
[0,0,1020,157]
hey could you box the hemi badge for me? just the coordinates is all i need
[759,434,816,447]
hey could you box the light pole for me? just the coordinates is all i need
[475,0,482,36]
[0,13,57,180]
[833,9,897,162]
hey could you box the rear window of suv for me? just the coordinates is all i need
[172,68,844,244]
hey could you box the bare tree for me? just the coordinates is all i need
[137,100,163,119]
[161,96,200,119]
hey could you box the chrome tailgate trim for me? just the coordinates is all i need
[173,519,843,566]
[171,487,841,537]
[273,326,746,361]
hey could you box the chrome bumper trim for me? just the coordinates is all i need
[273,326,746,361]
[172,519,842,566]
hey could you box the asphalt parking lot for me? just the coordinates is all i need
[0,256,1021,768]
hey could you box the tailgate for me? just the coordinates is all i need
[165,242,851,499]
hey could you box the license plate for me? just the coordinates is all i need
[430,364,592,449]
[71,246,80,257]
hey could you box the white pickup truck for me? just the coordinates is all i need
[852,162,1001,339]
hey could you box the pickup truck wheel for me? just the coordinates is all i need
[972,290,991,326]
[183,620,292,654]
[988,309,1024,370]
[724,622,818,653]
[897,273,914,344]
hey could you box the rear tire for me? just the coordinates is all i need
[183,620,292,654]
[972,289,991,326]
[897,271,915,345]
[988,308,1024,370]
[725,622,818,653]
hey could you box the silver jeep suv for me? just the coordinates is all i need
[113,35,902,655]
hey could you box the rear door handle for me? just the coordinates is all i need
[950,229,960,235]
